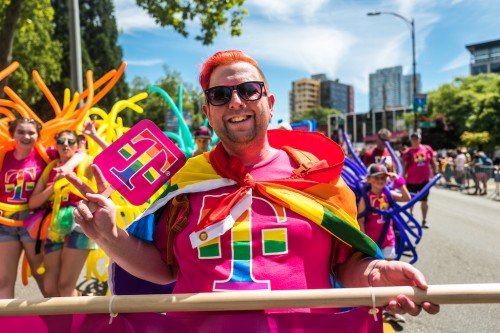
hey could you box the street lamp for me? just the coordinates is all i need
[367,11,418,132]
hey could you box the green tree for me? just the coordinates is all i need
[427,74,500,150]
[291,107,340,129]
[46,0,128,116]
[135,0,248,45]
[460,131,490,150]
[0,0,62,109]
[129,65,203,130]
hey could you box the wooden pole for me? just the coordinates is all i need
[1,284,500,316]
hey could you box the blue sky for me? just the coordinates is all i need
[113,0,500,127]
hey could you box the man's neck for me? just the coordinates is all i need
[222,141,278,166]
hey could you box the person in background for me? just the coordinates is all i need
[28,130,96,297]
[82,119,109,150]
[358,164,411,260]
[277,122,293,130]
[402,132,438,229]
[363,128,394,172]
[454,148,467,191]
[0,118,84,299]
[67,50,439,331]
[191,126,212,156]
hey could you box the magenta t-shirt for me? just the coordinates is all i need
[0,150,47,204]
[170,150,351,313]
[404,145,434,184]
[364,191,395,249]
[46,165,81,208]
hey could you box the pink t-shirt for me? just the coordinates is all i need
[169,150,352,312]
[46,164,81,208]
[364,191,395,249]
[0,150,47,204]
[404,145,434,184]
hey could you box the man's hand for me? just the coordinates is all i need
[65,164,117,242]
[370,260,440,316]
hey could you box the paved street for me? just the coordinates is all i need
[13,184,500,332]
[400,186,500,332]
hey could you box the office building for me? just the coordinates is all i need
[466,39,500,75]
[289,74,354,118]
[369,66,421,111]
[289,79,320,120]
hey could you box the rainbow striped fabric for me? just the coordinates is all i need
[138,130,383,259]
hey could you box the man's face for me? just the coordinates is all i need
[410,135,420,146]
[202,62,275,148]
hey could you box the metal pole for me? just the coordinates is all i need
[68,0,83,96]
[411,18,417,132]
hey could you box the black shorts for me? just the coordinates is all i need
[406,181,430,201]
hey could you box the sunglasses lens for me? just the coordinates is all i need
[237,82,262,101]
[56,138,76,146]
[205,81,264,106]
[207,86,232,106]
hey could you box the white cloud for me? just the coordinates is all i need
[440,52,469,72]
[247,0,328,22]
[113,0,157,33]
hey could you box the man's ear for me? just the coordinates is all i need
[202,104,209,117]
[267,93,275,118]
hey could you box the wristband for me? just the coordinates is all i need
[393,176,406,189]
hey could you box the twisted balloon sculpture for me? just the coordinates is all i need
[0,62,164,289]
[148,85,218,157]
[340,130,441,264]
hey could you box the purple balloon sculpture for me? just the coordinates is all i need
[340,131,441,264]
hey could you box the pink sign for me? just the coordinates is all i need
[93,119,186,205]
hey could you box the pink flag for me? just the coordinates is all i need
[93,119,186,205]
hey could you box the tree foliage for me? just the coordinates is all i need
[46,0,128,116]
[291,107,340,129]
[0,0,62,108]
[427,74,500,150]
[135,0,248,45]
[460,131,490,149]
[129,65,203,130]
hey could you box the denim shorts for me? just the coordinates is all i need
[0,224,34,242]
[44,230,97,254]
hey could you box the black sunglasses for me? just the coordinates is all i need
[204,81,265,106]
[56,138,77,146]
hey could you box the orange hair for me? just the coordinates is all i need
[199,50,268,91]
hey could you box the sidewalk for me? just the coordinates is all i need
[437,176,500,201]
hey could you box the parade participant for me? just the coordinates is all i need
[191,126,212,156]
[82,119,109,151]
[0,119,85,299]
[358,164,411,260]
[67,50,439,329]
[454,148,467,191]
[363,128,394,172]
[402,132,438,228]
[357,163,411,324]
[28,130,96,297]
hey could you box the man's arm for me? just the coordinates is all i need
[67,165,175,284]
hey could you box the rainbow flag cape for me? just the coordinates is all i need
[136,130,383,259]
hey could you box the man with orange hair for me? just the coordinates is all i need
[68,50,439,331]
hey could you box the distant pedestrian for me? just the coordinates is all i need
[363,128,394,172]
[402,132,438,228]
[192,126,212,157]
